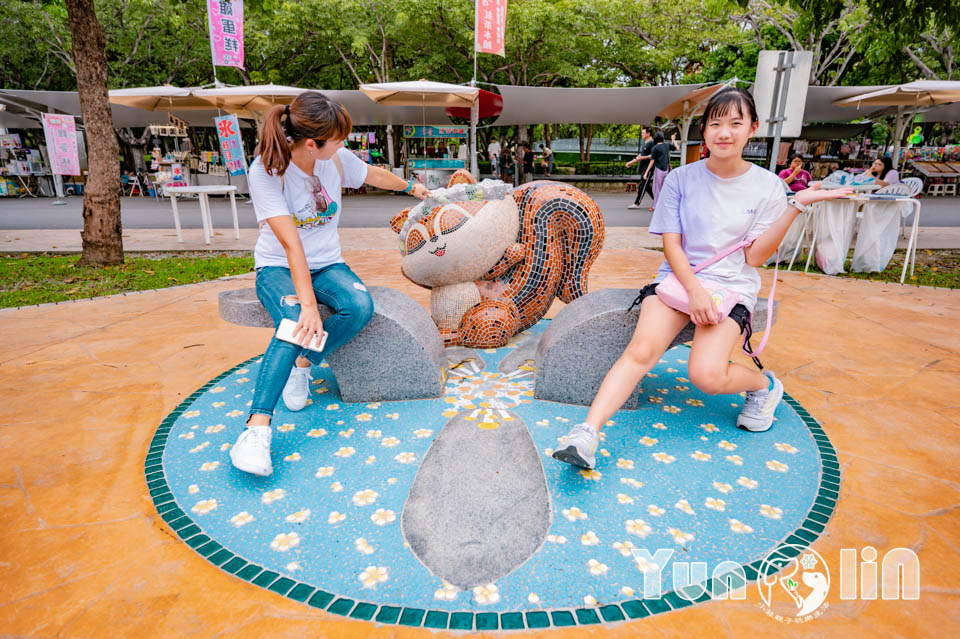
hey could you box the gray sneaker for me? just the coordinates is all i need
[737,371,784,432]
[552,423,599,469]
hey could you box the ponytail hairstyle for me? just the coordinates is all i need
[698,86,759,134]
[257,91,353,176]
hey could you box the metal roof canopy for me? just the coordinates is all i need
[491,84,711,125]
[0,89,234,128]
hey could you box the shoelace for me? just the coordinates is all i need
[291,369,312,391]
[570,424,595,440]
[743,390,765,412]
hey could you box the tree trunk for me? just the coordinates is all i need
[578,125,585,161]
[585,124,594,162]
[517,124,529,146]
[66,0,123,266]
[544,124,552,149]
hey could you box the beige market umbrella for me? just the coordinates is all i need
[192,84,306,119]
[359,80,479,108]
[360,80,480,177]
[834,81,960,167]
[108,85,210,111]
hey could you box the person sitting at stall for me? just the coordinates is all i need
[862,156,900,187]
[778,155,812,192]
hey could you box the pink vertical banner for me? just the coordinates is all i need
[475,0,507,57]
[207,0,244,68]
[41,114,80,176]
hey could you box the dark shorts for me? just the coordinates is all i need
[635,282,751,335]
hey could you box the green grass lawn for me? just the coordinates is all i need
[775,248,960,289]
[0,253,254,309]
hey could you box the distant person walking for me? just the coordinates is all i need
[539,143,554,177]
[643,131,678,210]
[522,143,534,184]
[488,138,501,178]
[626,126,655,209]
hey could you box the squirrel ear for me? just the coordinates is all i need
[390,209,410,234]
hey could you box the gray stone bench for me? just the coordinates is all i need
[533,288,778,409]
[218,287,446,403]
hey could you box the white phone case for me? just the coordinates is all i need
[275,317,328,352]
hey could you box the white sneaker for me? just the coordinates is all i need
[552,422,599,469]
[282,365,312,411]
[737,370,784,432]
[229,425,273,476]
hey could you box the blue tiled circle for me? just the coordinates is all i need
[148,320,837,629]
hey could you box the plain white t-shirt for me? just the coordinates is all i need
[248,147,368,269]
[487,140,501,157]
[648,160,787,312]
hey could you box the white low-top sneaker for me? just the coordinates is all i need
[282,365,312,411]
[552,422,599,469]
[737,370,784,432]
[229,425,273,476]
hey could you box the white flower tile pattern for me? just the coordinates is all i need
[158,326,826,618]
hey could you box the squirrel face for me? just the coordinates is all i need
[392,198,520,288]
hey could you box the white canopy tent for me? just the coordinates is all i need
[833,81,960,167]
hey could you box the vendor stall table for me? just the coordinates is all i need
[164,185,239,244]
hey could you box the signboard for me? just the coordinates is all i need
[41,114,80,176]
[215,114,247,176]
[0,133,21,149]
[407,158,467,169]
[753,50,813,139]
[208,0,244,68]
[403,125,468,139]
[475,0,507,57]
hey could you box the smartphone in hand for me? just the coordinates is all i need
[275,317,328,352]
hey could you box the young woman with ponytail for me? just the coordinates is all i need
[230,91,430,477]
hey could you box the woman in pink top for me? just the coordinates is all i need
[779,155,812,191]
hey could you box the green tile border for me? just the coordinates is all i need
[146,352,840,631]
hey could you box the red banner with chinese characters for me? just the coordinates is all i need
[208,0,244,68]
[475,0,507,57]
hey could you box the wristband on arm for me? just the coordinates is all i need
[403,180,414,193]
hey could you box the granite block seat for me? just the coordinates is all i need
[218,287,446,402]
[534,288,778,409]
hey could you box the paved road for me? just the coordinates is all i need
[1,189,957,229]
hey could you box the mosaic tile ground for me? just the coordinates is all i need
[148,320,838,631]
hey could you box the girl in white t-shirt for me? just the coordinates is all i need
[553,87,852,470]
[230,92,430,477]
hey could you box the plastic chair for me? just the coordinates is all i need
[902,177,923,197]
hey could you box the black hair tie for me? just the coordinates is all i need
[283,104,294,138]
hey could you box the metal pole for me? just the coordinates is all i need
[768,51,794,173]
[892,105,905,169]
[206,5,220,87]
[680,101,690,166]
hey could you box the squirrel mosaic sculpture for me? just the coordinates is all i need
[390,170,604,348]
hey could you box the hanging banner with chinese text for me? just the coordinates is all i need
[41,114,80,176]
[208,0,244,68]
[215,114,248,176]
[475,0,507,57]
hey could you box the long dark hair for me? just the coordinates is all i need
[699,87,759,134]
[878,156,894,180]
[257,92,352,176]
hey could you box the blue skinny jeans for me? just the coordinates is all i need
[249,263,374,419]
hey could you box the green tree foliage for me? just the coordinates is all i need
[2,0,958,92]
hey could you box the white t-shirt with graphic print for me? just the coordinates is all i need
[248,147,368,269]
[648,160,787,312]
